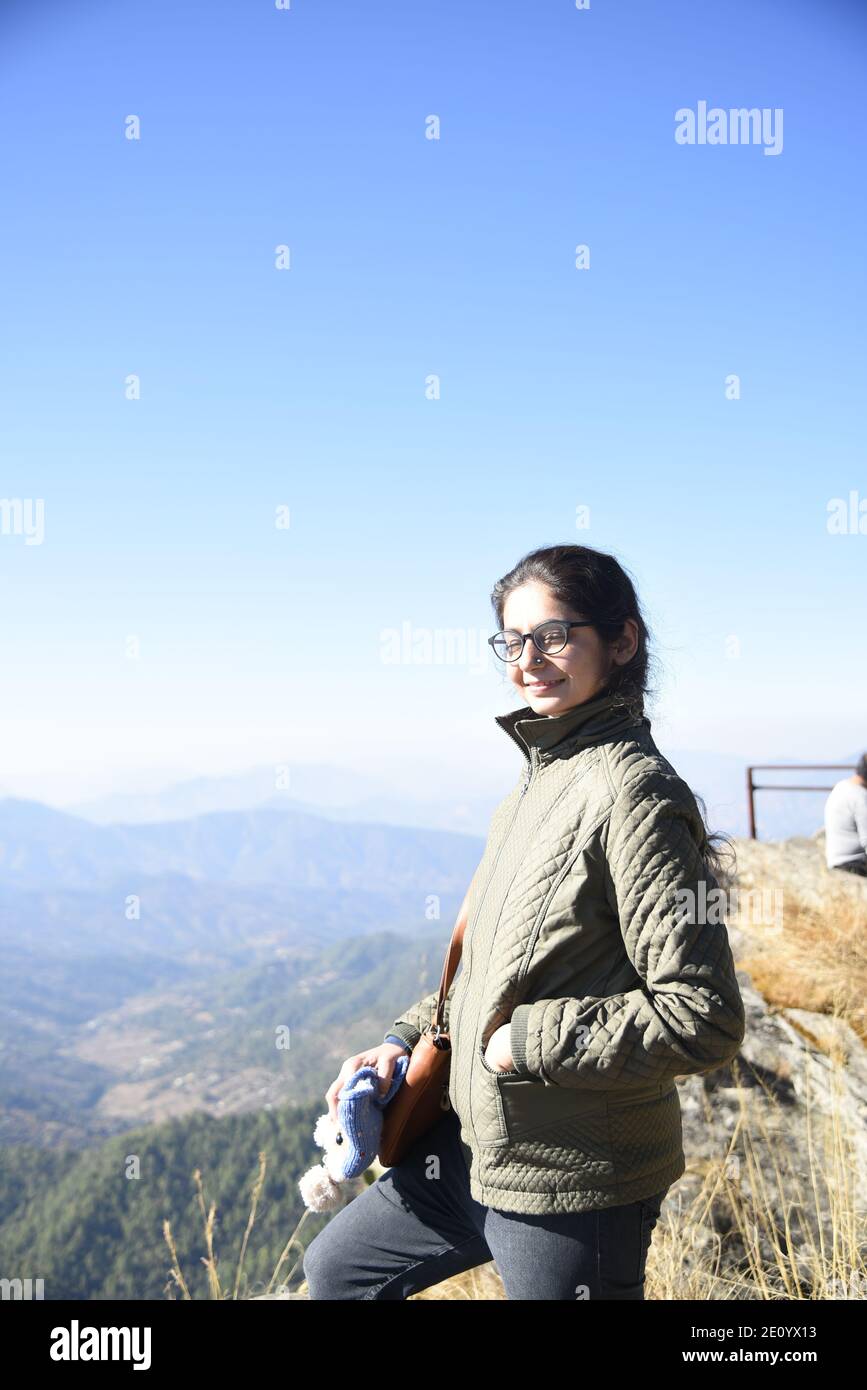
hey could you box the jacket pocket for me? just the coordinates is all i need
[605,1084,681,1181]
[495,1072,608,1143]
[473,1041,510,1144]
[478,1040,521,1079]
[493,1074,616,1179]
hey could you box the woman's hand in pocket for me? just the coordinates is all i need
[483,1023,515,1073]
[325,1042,409,1124]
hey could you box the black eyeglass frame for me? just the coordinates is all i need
[487,619,596,663]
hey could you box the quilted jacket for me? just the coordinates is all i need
[385,690,746,1216]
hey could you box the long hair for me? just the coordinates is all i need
[489,543,736,891]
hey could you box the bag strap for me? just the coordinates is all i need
[432,886,471,1034]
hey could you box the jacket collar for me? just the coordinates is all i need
[495,690,648,761]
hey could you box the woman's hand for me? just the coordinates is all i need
[325,1041,409,1124]
[483,1023,515,1072]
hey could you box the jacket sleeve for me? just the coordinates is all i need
[508,776,746,1090]
[384,974,460,1053]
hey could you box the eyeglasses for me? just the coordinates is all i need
[487,619,595,663]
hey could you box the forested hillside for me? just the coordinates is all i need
[0,1098,332,1300]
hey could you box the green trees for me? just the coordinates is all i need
[0,1100,331,1300]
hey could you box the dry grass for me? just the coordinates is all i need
[726,830,867,1047]
[646,1049,866,1300]
[163,1154,318,1300]
[734,876,867,1046]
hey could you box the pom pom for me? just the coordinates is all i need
[298,1163,343,1212]
[312,1112,338,1149]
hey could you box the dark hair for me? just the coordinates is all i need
[857,753,867,781]
[489,543,736,891]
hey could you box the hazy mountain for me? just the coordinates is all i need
[0,922,461,1148]
[0,798,483,893]
[0,875,452,961]
[66,763,505,839]
[0,799,480,1147]
[68,763,387,825]
[60,743,866,842]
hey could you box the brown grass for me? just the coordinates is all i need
[733,873,867,1047]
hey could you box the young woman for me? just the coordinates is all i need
[304,543,746,1301]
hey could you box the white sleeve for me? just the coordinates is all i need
[853,787,867,852]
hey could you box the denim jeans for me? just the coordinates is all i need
[303,1104,669,1301]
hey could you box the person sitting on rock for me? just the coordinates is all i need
[824,754,867,877]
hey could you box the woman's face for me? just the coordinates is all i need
[500,580,638,717]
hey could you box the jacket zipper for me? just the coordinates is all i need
[452,743,540,1127]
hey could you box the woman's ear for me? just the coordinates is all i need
[613,619,639,664]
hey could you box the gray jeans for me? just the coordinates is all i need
[303,1104,669,1300]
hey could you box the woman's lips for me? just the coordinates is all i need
[526,678,565,691]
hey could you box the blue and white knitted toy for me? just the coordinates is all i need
[298,1053,411,1212]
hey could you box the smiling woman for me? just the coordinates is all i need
[305,542,745,1301]
[489,544,648,725]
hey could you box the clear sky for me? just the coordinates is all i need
[1,0,865,806]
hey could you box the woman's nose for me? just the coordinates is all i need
[517,639,544,670]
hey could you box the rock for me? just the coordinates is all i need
[665,834,867,1297]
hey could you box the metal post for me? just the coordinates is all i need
[744,764,852,842]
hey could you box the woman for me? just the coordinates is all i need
[303,543,746,1301]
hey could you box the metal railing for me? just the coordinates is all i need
[745,764,853,839]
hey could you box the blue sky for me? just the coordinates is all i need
[1,0,865,809]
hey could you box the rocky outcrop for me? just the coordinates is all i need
[663,830,867,1299]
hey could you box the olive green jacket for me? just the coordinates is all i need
[385,691,746,1215]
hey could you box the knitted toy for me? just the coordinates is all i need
[298,1053,410,1212]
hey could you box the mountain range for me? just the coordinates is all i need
[0,797,482,1149]
[58,746,865,840]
